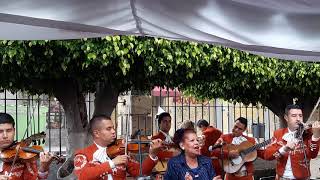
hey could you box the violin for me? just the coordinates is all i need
[107,136,151,158]
[107,136,176,158]
[0,132,65,164]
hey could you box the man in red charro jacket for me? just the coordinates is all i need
[151,112,180,160]
[214,117,264,180]
[0,113,53,180]
[151,112,180,178]
[197,119,223,176]
[264,104,320,180]
[74,115,163,180]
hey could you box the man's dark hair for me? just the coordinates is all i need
[0,113,15,127]
[196,119,209,128]
[89,114,111,135]
[236,117,247,129]
[285,104,302,115]
[157,112,171,125]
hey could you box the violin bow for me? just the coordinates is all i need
[306,97,320,123]
[125,91,132,156]
[299,97,320,178]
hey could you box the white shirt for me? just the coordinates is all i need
[232,135,247,171]
[0,150,3,173]
[0,159,3,172]
[280,128,296,179]
[159,130,173,143]
[93,142,116,180]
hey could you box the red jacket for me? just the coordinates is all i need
[264,128,320,179]
[74,144,158,180]
[151,132,174,160]
[0,160,47,180]
[200,126,223,175]
[201,126,222,157]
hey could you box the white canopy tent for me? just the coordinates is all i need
[1,0,320,61]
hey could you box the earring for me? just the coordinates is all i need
[181,147,185,150]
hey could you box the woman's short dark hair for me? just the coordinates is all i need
[236,117,248,129]
[196,119,209,128]
[173,128,197,151]
[0,113,15,127]
[157,112,171,125]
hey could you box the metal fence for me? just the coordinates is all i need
[0,89,288,154]
[0,91,96,156]
[150,88,281,141]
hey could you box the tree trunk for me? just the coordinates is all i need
[53,79,89,154]
[263,92,318,128]
[93,82,119,116]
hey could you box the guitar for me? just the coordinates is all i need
[223,139,271,173]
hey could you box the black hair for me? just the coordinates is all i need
[0,113,15,127]
[236,117,247,129]
[285,104,302,115]
[173,128,197,151]
[196,119,209,128]
[89,114,111,135]
[157,112,171,125]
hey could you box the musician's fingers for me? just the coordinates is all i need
[216,138,223,145]
[40,152,52,162]
[119,154,129,158]
[151,139,162,148]
[313,121,320,128]
[151,138,161,144]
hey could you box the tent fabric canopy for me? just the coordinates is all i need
[1,0,320,61]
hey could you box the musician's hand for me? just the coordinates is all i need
[312,121,320,139]
[112,155,129,166]
[197,135,205,147]
[215,138,224,145]
[171,149,181,157]
[0,175,10,180]
[228,150,239,158]
[284,140,296,152]
[39,152,54,172]
[149,139,163,157]
[213,175,222,180]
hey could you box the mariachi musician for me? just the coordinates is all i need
[264,104,320,180]
[196,119,223,176]
[74,115,163,180]
[151,110,180,177]
[213,117,265,180]
[0,113,54,180]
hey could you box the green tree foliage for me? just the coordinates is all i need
[1,36,319,147]
[0,37,220,94]
[182,48,320,106]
